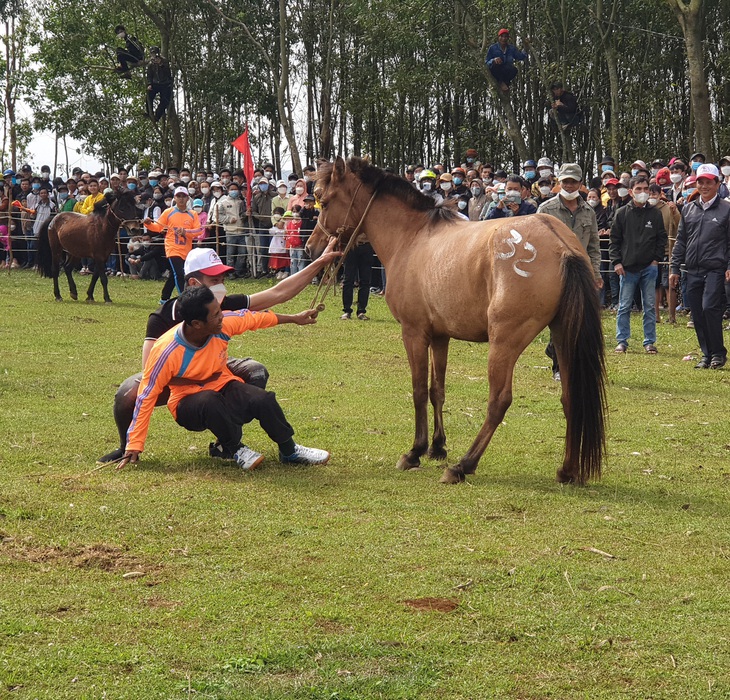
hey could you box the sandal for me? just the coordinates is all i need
[645,344,658,354]
[614,343,627,354]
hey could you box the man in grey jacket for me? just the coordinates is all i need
[670,164,730,369]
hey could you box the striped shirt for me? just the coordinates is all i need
[126,309,278,452]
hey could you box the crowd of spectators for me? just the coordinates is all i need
[2,150,729,332]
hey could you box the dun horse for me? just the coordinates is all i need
[307,157,606,485]
[37,190,140,303]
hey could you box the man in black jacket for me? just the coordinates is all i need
[114,25,144,76]
[145,46,173,123]
[610,176,667,354]
[669,164,730,369]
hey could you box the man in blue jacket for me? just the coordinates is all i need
[485,29,528,92]
[669,164,730,369]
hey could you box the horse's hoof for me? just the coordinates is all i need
[427,446,448,461]
[70,294,78,301]
[556,468,576,484]
[396,454,420,471]
[439,467,465,484]
[54,297,63,302]
[86,298,95,304]
[104,299,113,304]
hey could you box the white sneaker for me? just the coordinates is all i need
[233,445,264,471]
[280,444,330,465]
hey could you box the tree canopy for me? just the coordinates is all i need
[3,0,728,176]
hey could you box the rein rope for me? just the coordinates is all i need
[310,183,379,313]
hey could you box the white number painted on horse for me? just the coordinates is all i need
[496,228,537,277]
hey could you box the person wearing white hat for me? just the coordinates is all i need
[144,187,203,302]
[96,239,342,464]
[670,163,730,369]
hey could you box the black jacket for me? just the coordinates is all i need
[609,201,667,271]
[670,196,730,274]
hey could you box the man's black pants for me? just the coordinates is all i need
[147,82,172,122]
[175,381,294,455]
[342,242,374,315]
[685,269,727,361]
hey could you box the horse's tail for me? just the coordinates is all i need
[557,253,606,483]
[36,218,54,278]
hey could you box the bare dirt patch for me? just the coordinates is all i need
[402,597,459,613]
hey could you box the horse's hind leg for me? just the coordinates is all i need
[396,330,430,471]
[99,266,112,303]
[63,259,78,300]
[427,335,449,461]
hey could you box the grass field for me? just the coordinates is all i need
[1,270,729,699]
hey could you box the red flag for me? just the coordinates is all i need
[232,127,255,207]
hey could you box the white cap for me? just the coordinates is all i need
[696,163,720,181]
[183,248,233,276]
[173,186,189,196]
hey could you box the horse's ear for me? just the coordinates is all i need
[333,157,346,183]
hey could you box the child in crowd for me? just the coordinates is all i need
[269,208,290,279]
[285,204,305,275]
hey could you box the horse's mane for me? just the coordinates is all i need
[317,157,461,224]
[92,188,137,216]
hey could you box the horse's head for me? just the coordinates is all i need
[306,156,380,260]
[107,189,142,236]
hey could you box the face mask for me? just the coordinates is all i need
[165,199,173,207]
[617,187,629,198]
[303,175,311,182]
[278,186,288,195]
[457,200,467,210]
[471,187,481,196]
[524,170,536,180]
[670,173,683,184]
[453,177,463,186]
[265,172,274,179]
[560,188,581,200]
[601,164,613,173]
[682,188,695,198]
[208,283,227,303]
[466,157,474,164]
[149,179,158,187]
[721,166,730,177]
[128,183,137,191]
[117,32,125,39]
[648,197,659,206]
[651,168,659,177]
[206,177,214,183]
[228,190,239,198]
[422,182,432,191]
[153,193,163,200]
[633,191,649,204]
[32,183,40,191]
[193,207,202,213]
[221,178,231,186]
[491,192,499,202]
[587,198,599,208]
[631,169,639,177]
[200,187,209,195]
[441,183,452,192]
[136,202,146,210]
[295,187,305,195]
[212,190,222,199]
[42,173,50,180]
[181,176,191,183]
[539,186,552,196]
[691,161,701,171]
[259,182,269,192]
[197,175,205,182]
[498,192,506,201]
[58,192,68,200]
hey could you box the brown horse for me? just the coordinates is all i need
[307,157,606,485]
[37,190,140,303]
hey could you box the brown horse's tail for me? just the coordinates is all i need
[556,253,606,483]
[36,218,54,278]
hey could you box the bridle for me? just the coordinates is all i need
[310,180,380,313]
[106,197,141,233]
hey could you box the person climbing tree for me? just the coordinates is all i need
[146,46,173,123]
[485,28,528,93]
[114,24,145,77]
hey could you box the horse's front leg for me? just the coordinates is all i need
[396,330,430,471]
[427,335,449,461]
[99,265,113,303]
[86,269,99,302]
